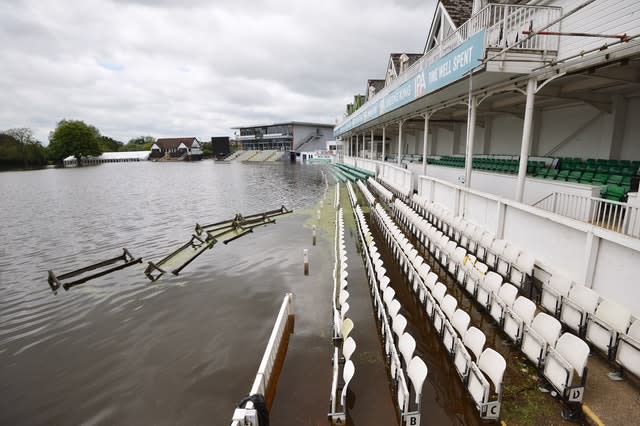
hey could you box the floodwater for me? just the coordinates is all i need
[0,161,330,425]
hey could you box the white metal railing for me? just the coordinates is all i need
[335,3,560,135]
[231,293,294,426]
[534,192,640,238]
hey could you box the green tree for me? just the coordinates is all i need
[48,120,102,164]
[98,135,123,152]
[0,128,48,169]
[119,135,155,152]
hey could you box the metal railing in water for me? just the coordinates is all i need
[534,192,640,238]
[335,3,560,133]
[231,293,294,426]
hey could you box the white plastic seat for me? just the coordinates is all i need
[543,333,590,402]
[448,247,467,275]
[586,298,632,358]
[467,348,506,420]
[383,286,396,306]
[343,336,356,362]
[540,274,572,316]
[341,360,355,407]
[477,232,495,261]
[393,313,408,340]
[399,332,416,367]
[434,294,457,334]
[454,326,486,380]
[476,271,502,309]
[339,289,349,306]
[521,312,562,367]
[443,309,471,355]
[510,251,535,289]
[616,320,640,378]
[432,282,447,305]
[388,299,402,319]
[486,239,507,269]
[407,357,428,409]
[457,254,476,286]
[503,296,536,343]
[379,275,390,292]
[560,285,599,334]
[489,283,518,325]
[424,272,438,292]
[497,244,520,277]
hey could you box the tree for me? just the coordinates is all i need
[98,136,123,152]
[119,135,155,152]
[48,120,102,164]
[0,128,48,169]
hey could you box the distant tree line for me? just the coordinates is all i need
[1,119,157,169]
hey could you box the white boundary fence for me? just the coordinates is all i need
[231,293,294,426]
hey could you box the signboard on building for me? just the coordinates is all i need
[334,30,486,137]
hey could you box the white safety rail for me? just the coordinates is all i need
[328,207,355,424]
[231,293,294,426]
[395,194,601,415]
[379,163,413,199]
[417,174,640,317]
[534,192,640,238]
[348,189,427,426]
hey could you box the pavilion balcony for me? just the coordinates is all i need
[335,3,561,137]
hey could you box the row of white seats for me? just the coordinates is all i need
[541,274,640,378]
[367,177,393,203]
[409,194,535,291]
[378,175,411,199]
[349,189,427,425]
[370,200,506,421]
[329,208,355,422]
[357,179,376,207]
[390,197,592,408]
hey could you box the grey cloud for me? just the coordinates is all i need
[0,0,437,143]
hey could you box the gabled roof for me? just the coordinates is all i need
[367,79,386,99]
[155,137,199,149]
[440,0,473,27]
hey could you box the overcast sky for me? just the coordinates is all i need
[0,0,436,144]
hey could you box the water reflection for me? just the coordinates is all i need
[0,161,326,425]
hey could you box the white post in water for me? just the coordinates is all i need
[317,209,321,220]
[303,249,309,276]
[516,77,536,203]
[312,225,316,246]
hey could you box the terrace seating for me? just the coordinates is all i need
[467,348,506,420]
[560,285,599,335]
[586,299,632,359]
[521,312,562,368]
[616,320,640,378]
[541,274,573,316]
[543,333,590,406]
[489,283,519,326]
[503,296,537,344]
[454,326,486,382]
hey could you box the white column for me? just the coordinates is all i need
[464,96,477,188]
[397,120,404,166]
[382,126,386,161]
[515,77,536,203]
[422,113,430,176]
[370,129,374,159]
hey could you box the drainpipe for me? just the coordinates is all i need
[516,77,536,203]
[464,96,477,188]
[370,129,374,160]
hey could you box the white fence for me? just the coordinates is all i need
[534,192,640,239]
[417,175,640,317]
[231,293,294,426]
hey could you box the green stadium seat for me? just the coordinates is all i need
[536,168,549,178]
[556,170,570,181]
[596,166,609,174]
[567,171,582,182]
[585,164,597,173]
[592,173,609,185]
[545,169,559,180]
[579,172,594,184]
[607,175,623,185]
[609,166,622,175]
[621,167,635,176]
[574,163,586,172]
[605,184,626,202]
